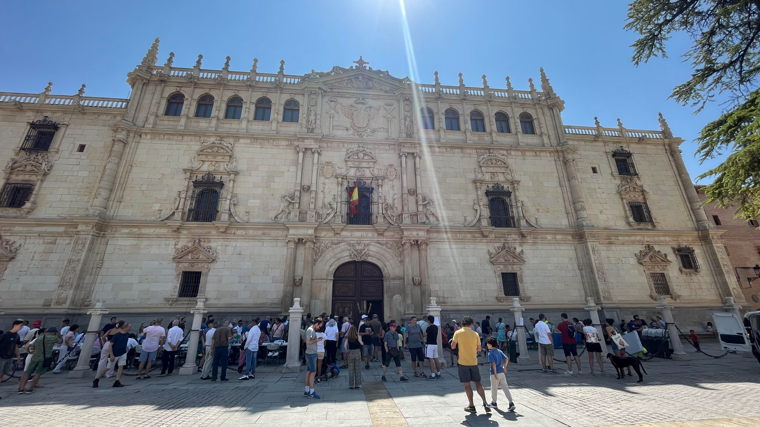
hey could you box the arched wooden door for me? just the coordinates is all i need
[332,261,384,326]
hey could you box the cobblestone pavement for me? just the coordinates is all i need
[1,341,758,426]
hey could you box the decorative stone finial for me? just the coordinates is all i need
[594,117,601,127]
[279,59,285,74]
[164,52,174,67]
[195,54,203,68]
[223,56,231,71]
[77,84,86,96]
[617,118,624,128]
[658,112,673,138]
[43,82,53,94]
[251,58,258,73]
[353,56,369,69]
[482,74,488,87]
[528,77,535,92]
[540,67,555,97]
[140,37,160,69]
[458,73,464,86]
[505,76,513,91]
[434,71,439,85]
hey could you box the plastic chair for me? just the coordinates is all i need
[265,342,281,365]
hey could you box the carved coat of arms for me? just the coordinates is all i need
[340,98,380,137]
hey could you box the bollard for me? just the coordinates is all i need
[282,298,304,373]
[510,298,533,364]
[68,300,108,379]
[657,296,689,360]
[426,297,446,368]
[584,297,607,354]
[179,298,207,375]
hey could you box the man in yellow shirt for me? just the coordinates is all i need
[451,316,491,414]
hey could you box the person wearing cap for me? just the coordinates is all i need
[359,315,373,370]
[23,320,43,344]
[17,326,61,394]
[381,322,408,382]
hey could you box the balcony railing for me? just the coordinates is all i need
[0,92,128,109]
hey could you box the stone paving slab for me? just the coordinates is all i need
[1,342,759,426]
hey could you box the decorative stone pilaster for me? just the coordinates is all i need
[282,298,305,373]
[656,296,689,360]
[560,146,593,227]
[179,298,208,375]
[400,153,409,223]
[301,239,315,312]
[418,240,431,312]
[668,143,711,230]
[402,240,414,314]
[89,129,129,216]
[510,298,533,364]
[426,297,446,368]
[292,146,305,221]
[584,297,607,354]
[68,300,108,378]
[281,238,297,313]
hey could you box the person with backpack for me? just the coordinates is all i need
[556,313,581,375]
[17,327,60,394]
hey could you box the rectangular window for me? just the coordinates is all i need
[0,183,34,208]
[679,253,695,270]
[501,272,520,296]
[713,215,721,225]
[77,144,86,153]
[178,271,202,298]
[650,272,671,296]
[21,128,56,151]
[629,202,652,223]
[612,148,637,176]
[591,167,598,174]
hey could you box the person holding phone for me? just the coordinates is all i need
[304,318,324,399]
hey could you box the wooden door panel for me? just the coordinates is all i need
[333,281,356,297]
[361,281,383,298]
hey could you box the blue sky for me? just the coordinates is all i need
[1,0,728,182]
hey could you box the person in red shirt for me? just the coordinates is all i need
[689,330,701,352]
[556,313,582,375]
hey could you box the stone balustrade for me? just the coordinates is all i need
[0,92,128,109]
[564,124,665,139]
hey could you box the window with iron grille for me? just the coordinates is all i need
[178,271,202,298]
[612,147,637,176]
[186,172,223,222]
[486,183,516,228]
[629,201,652,223]
[21,117,59,151]
[650,272,671,295]
[675,246,699,271]
[501,272,520,296]
[0,183,34,208]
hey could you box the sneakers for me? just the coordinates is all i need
[483,403,492,413]
[564,371,574,375]
[578,371,582,375]
[113,381,124,388]
[309,392,321,399]
[413,372,419,377]
[92,378,99,388]
[508,402,516,412]
[464,406,477,413]
[381,375,387,382]
[304,391,310,397]
[239,375,249,380]
[489,401,498,408]
[541,368,547,373]
[365,364,370,370]
[221,378,229,382]
[400,376,409,382]
[428,375,436,380]
[316,378,322,383]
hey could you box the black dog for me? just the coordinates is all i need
[607,353,647,382]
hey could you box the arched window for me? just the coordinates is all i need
[224,97,243,119]
[520,113,535,134]
[486,183,516,228]
[283,100,299,122]
[445,109,460,131]
[187,172,223,222]
[195,95,214,118]
[470,111,485,132]
[254,97,272,121]
[165,93,185,116]
[421,108,434,130]
[495,112,510,133]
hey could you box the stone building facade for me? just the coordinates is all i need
[0,40,747,327]
[697,186,760,310]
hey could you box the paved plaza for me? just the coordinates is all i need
[1,341,759,427]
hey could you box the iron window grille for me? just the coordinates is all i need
[501,272,520,296]
[519,113,535,134]
[345,179,374,225]
[612,147,637,176]
[421,108,434,130]
[21,117,59,151]
[254,97,272,121]
[186,172,223,222]
[178,271,202,298]
[225,97,243,119]
[165,94,185,116]
[486,183,516,228]
[676,246,699,270]
[445,109,460,131]
[495,112,510,133]
[629,201,652,223]
[283,100,299,122]
[470,111,485,132]
[0,183,34,208]
[650,272,671,295]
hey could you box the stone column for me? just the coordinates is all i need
[560,147,593,227]
[291,146,305,221]
[584,297,607,354]
[426,297,446,368]
[179,298,207,375]
[669,143,711,230]
[510,298,532,364]
[307,148,320,221]
[402,240,414,314]
[301,239,315,312]
[418,241,431,312]
[657,296,689,360]
[282,298,305,373]
[89,130,129,215]
[68,301,108,378]
[281,238,297,313]
[400,153,409,223]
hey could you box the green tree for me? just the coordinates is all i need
[626,0,760,220]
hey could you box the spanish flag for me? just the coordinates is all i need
[348,182,359,216]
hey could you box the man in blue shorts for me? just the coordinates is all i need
[304,318,323,399]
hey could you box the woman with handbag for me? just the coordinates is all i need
[605,319,631,376]
[17,327,60,394]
